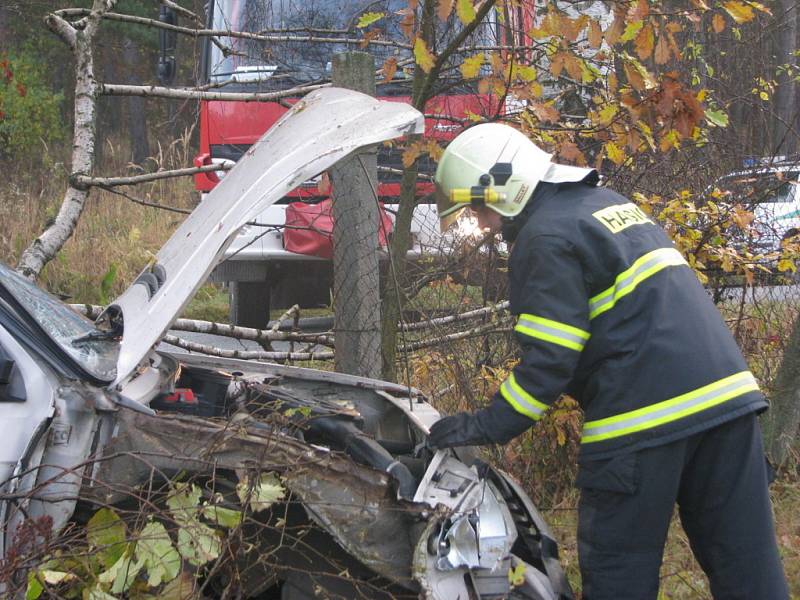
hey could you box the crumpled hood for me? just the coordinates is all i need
[101,87,424,386]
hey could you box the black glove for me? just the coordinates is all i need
[427,412,491,449]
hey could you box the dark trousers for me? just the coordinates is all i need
[576,413,789,600]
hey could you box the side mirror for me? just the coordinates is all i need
[158,6,178,85]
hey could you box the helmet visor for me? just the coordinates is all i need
[436,184,469,232]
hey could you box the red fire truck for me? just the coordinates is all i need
[160,0,535,327]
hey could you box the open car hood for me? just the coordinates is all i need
[100,88,423,386]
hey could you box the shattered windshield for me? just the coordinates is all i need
[0,263,118,381]
[208,0,497,88]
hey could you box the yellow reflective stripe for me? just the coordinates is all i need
[500,373,549,421]
[582,371,759,444]
[589,247,687,319]
[515,314,590,352]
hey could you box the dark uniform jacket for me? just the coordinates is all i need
[474,178,767,460]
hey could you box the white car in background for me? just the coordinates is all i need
[714,159,800,256]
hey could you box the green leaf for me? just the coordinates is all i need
[87,508,128,569]
[203,505,244,528]
[99,263,118,305]
[166,484,221,567]
[25,573,43,600]
[237,473,285,512]
[456,0,476,24]
[175,523,221,566]
[88,587,119,600]
[166,483,202,517]
[135,521,181,587]
[705,108,729,127]
[356,11,385,28]
[98,548,144,595]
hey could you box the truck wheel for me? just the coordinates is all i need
[229,281,271,329]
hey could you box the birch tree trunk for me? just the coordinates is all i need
[16,0,117,280]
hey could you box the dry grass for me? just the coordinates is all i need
[0,132,206,305]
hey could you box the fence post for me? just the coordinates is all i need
[330,52,382,378]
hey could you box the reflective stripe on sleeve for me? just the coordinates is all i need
[515,314,590,352]
[582,371,759,444]
[589,247,687,319]
[500,373,549,421]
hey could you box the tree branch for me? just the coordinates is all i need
[99,82,329,102]
[162,335,334,362]
[75,164,232,188]
[17,0,116,280]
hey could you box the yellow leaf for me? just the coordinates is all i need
[605,142,626,165]
[777,258,796,273]
[460,53,484,79]
[634,23,655,60]
[413,38,435,73]
[456,0,476,24]
[598,104,618,124]
[722,1,754,24]
[759,90,769,101]
[357,11,385,28]
[659,129,680,152]
[620,20,644,43]
[712,13,726,33]
[508,563,526,587]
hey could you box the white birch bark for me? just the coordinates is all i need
[16,0,117,280]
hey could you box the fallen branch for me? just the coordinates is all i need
[399,320,513,353]
[401,300,510,331]
[271,304,300,333]
[70,304,335,346]
[163,334,334,362]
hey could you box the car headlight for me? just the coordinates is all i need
[435,481,517,572]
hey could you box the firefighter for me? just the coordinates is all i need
[429,123,789,599]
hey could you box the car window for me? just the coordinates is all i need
[0,263,118,381]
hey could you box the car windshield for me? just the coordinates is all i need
[0,263,118,381]
[208,0,497,88]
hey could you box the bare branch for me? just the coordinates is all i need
[43,12,77,49]
[54,9,410,48]
[401,301,510,331]
[163,334,334,362]
[76,164,232,188]
[399,321,513,353]
[99,82,329,102]
[161,0,203,25]
[271,304,300,333]
[70,305,335,346]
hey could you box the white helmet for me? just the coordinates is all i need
[435,123,595,227]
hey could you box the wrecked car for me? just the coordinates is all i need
[0,88,574,599]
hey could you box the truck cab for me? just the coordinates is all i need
[178,0,534,327]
